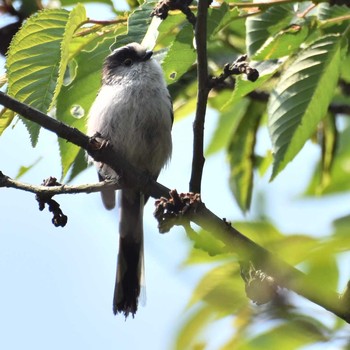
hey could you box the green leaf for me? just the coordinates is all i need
[162,23,196,84]
[6,5,87,146]
[318,113,337,193]
[175,306,213,350]
[305,124,350,195]
[236,319,327,350]
[232,220,283,248]
[268,35,344,179]
[6,9,69,144]
[253,22,309,60]
[156,11,186,47]
[228,100,265,212]
[207,2,239,39]
[55,4,87,102]
[0,109,15,135]
[272,235,318,265]
[340,54,350,82]
[317,3,350,20]
[186,229,229,258]
[111,1,155,49]
[67,147,89,182]
[246,4,295,57]
[257,150,273,177]
[305,254,339,295]
[206,94,249,156]
[60,0,113,5]
[189,263,247,314]
[15,157,42,179]
[208,4,240,38]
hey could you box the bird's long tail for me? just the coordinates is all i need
[113,189,144,318]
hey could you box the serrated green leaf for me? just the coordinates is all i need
[246,4,295,57]
[56,4,87,102]
[111,1,155,49]
[6,5,87,146]
[6,9,69,145]
[317,3,350,21]
[207,2,227,37]
[253,23,309,60]
[268,35,344,179]
[162,23,196,84]
[208,4,240,38]
[229,100,265,212]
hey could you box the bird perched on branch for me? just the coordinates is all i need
[87,42,173,317]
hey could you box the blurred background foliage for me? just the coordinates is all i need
[1,0,350,348]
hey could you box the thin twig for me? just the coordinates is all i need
[189,0,210,194]
[0,171,120,195]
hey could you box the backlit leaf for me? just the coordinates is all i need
[229,100,265,212]
[6,5,87,146]
[246,4,295,57]
[268,34,344,179]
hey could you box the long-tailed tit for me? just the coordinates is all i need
[87,42,173,317]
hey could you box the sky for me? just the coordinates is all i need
[1,1,350,350]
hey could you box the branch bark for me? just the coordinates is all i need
[189,0,210,194]
[0,171,120,195]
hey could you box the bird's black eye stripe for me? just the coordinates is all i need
[106,46,141,68]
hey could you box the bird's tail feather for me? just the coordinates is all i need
[113,189,144,318]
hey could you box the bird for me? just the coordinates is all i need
[87,42,173,318]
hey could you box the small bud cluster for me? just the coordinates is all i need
[154,189,201,233]
[36,177,68,227]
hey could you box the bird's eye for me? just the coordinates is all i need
[123,58,133,66]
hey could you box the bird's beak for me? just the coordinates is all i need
[142,50,153,61]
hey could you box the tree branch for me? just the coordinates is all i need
[189,0,210,194]
[1,92,350,323]
[155,192,350,323]
[0,171,120,195]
